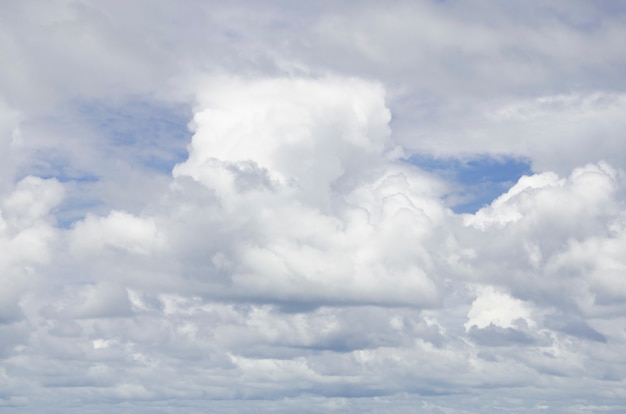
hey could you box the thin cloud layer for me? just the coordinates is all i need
[1,1,626,413]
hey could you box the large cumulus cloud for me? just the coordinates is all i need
[167,76,444,307]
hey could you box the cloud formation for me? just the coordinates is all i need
[2,1,626,413]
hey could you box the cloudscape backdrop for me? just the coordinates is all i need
[2,1,626,413]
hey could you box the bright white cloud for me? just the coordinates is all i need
[167,77,442,306]
[465,286,535,331]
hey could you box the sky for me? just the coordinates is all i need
[1,1,626,413]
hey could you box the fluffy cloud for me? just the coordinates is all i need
[156,77,443,308]
[0,175,62,367]
[2,1,626,413]
[4,76,626,412]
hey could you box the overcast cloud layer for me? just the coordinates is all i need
[2,1,626,413]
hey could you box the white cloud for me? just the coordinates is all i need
[0,177,62,330]
[2,176,65,229]
[466,162,619,230]
[175,76,393,204]
[167,77,443,307]
[2,1,626,413]
[70,210,165,256]
[465,286,535,331]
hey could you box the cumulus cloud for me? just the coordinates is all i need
[2,1,626,413]
[165,77,444,307]
[0,177,63,294]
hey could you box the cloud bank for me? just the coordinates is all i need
[2,1,626,413]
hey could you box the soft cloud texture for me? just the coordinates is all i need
[2,1,626,413]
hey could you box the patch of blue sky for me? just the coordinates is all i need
[53,197,105,229]
[409,154,533,214]
[41,173,99,183]
[77,98,191,175]
[37,98,192,228]
[22,151,100,183]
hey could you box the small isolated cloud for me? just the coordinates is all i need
[465,286,535,331]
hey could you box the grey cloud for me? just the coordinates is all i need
[224,160,276,192]
[467,324,537,347]
[0,323,30,358]
[52,283,135,320]
[544,314,607,343]
[46,320,84,338]
[0,302,23,325]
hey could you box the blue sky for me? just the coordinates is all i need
[1,1,626,413]
[77,100,190,173]
[409,155,533,213]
